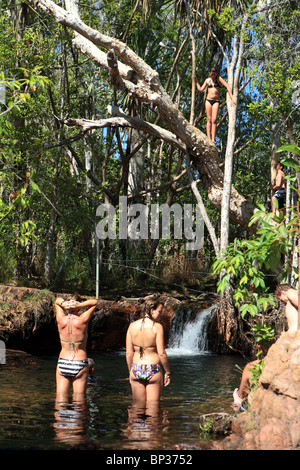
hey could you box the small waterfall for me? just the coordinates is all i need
[167,305,215,355]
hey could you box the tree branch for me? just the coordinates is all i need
[65,112,186,152]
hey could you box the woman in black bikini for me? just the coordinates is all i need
[195,68,236,143]
[126,298,171,405]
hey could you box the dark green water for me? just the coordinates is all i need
[0,350,246,450]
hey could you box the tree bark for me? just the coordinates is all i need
[220,11,246,252]
[208,288,252,355]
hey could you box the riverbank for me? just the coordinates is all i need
[0,284,217,353]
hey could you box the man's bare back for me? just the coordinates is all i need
[276,285,298,332]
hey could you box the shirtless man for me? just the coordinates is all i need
[271,162,286,216]
[275,284,298,332]
[55,296,97,399]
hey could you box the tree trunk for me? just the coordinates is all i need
[44,209,56,285]
[208,289,252,355]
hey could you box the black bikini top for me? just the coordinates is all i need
[208,79,220,88]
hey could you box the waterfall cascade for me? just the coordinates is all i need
[167,305,215,355]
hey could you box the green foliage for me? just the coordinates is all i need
[212,208,286,318]
[199,416,216,439]
[249,1,300,121]
[0,239,16,284]
[212,205,291,317]
[252,322,275,352]
[249,360,264,392]
[0,67,50,112]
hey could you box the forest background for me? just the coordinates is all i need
[0,0,299,307]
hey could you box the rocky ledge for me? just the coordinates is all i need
[0,284,215,353]
[222,330,300,450]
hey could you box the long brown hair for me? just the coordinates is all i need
[139,297,163,332]
[141,298,163,319]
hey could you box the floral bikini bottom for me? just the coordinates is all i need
[131,363,162,381]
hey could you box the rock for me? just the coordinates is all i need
[0,285,58,353]
[5,349,39,365]
[222,331,300,450]
[199,412,233,435]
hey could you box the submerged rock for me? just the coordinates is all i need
[199,412,233,436]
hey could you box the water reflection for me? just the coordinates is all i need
[0,353,246,450]
[54,396,88,445]
[124,402,169,450]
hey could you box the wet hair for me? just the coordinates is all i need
[139,298,163,333]
[275,283,292,297]
[141,297,163,319]
[67,293,82,301]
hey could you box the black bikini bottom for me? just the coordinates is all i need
[206,99,220,106]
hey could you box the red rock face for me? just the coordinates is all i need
[88,297,176,350]
[223,330,300,450]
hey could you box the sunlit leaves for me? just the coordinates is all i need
[213,143,300,319]
[212,205,291,318]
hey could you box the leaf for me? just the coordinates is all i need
[281,157,300,170]
[277,144,300,157]
[278,224,288,238]
[30,180,41,193]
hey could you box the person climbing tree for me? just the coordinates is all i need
[195,68,236,143]
[271,161,286,216]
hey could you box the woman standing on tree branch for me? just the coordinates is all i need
[195,68,236,144]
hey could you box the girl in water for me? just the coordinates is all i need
[55,295,97,399]
[195,68,236,143]
[126,298,171,405]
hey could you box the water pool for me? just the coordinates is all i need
[0,350,246,450]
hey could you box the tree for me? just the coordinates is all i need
[26,0,258,236]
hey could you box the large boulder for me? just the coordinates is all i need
[0,285,57,352]
[223,330,300,450]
